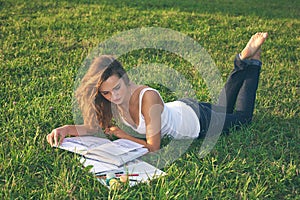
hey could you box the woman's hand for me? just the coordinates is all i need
[104,126,127,139]
[105,126,160,152]
[46,125,99,147]
[46,125,72,146]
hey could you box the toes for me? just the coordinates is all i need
[262,32,268,38]
[254,32,268,39]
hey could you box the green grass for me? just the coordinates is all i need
[1,0,299,199]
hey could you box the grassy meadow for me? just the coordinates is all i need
[1,0,299,199]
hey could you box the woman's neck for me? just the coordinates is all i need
[118,82,137,110]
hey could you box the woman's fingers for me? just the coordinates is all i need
[47,125,71,146]
[46,128,63,146]
[104,128,111,135]
[53,129,59,146]
[46,134,53,146]
[107,126,123,138]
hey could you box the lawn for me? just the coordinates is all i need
[0,0,299,199]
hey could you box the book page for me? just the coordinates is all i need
[56,136,111,155]
[80,157,119,173]
[58,136,148,166]
[68,136,111,148]
[92,142,129,156]
[123,160,167,186]
[86,147,148,166]
[57,138,88,154]
[89,139,146,156]
[125,160,166,177]
[113,139,144,151]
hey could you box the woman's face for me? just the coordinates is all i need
[99,75,129,105]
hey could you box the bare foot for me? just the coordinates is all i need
[240,32,268,60]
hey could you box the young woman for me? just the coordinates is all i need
[47,32,268,152]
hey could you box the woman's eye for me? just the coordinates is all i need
[114,85,121,90]
[101,91,109,96]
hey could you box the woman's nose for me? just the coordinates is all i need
[111,90,119,100]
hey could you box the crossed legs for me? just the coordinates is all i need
[200,32,268,134]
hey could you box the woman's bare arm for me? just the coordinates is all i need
[142,90,163,151]
[106,90,163,152]
[46,125,98,146]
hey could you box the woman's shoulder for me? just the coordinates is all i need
[131,85,163,104]
[138,86,161,98]
[131,85,157,95]
[140,87,164,106]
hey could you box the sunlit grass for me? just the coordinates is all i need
[1,0,299,199]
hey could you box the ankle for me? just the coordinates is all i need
[239,53,247,60]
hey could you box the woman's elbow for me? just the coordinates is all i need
[146,144,160,152]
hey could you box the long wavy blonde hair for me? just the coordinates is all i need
[75,55,129,129]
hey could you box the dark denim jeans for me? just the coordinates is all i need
[180,54,262,137]
[201,54,262,136]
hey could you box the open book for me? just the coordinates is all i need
[55,136,166,188]
[56,136,148,166]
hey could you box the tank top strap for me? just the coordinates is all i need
[138,87,164,118]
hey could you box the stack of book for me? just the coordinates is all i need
[56,136,166,188]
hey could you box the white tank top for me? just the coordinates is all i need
[120,88,200,139]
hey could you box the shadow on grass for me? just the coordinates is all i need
[187,110,299,161]
[142,108,299,168]
[64,0,299,20]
